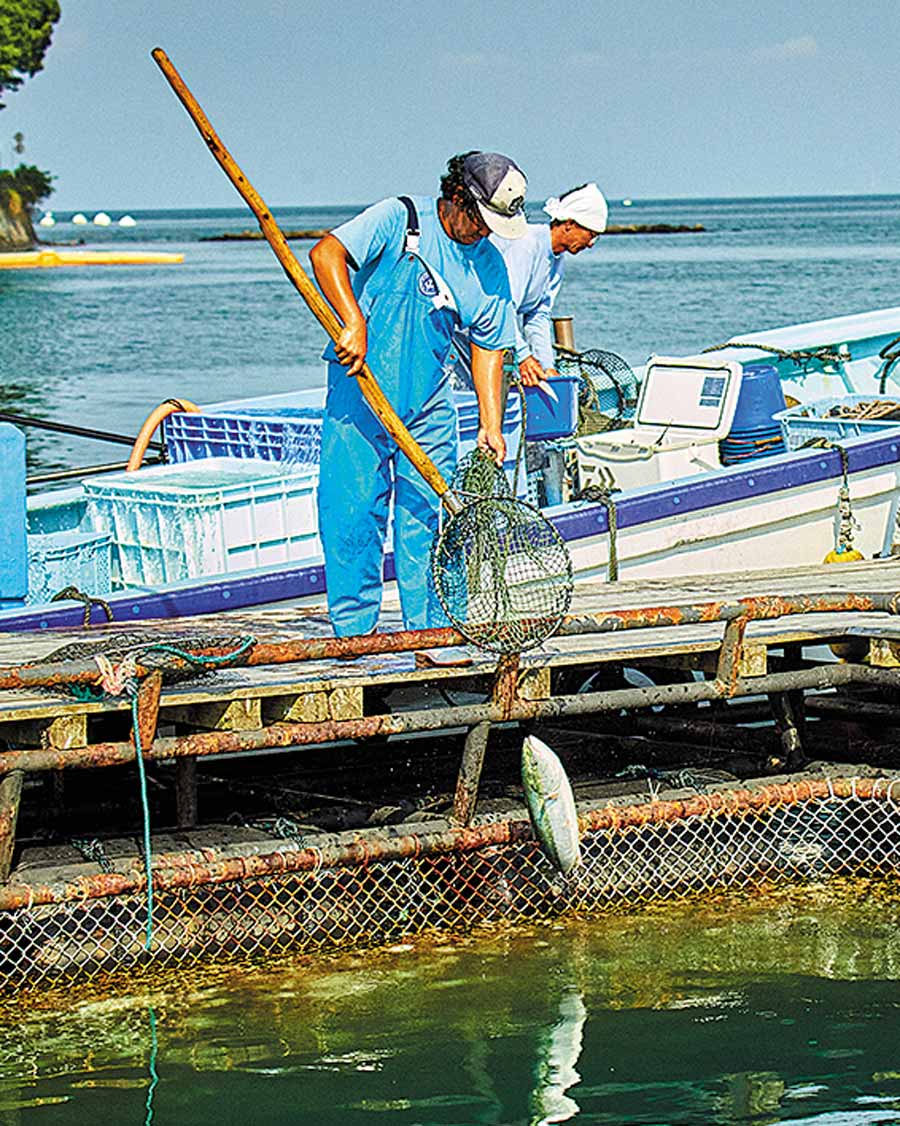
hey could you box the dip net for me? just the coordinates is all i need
[556,347,640,433]
[431,451,573,653]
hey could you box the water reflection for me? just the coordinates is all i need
[1,878,900,1124]
[530,987,586,1125]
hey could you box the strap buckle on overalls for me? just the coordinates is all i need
[399,195,421,255]
[397,195,458,313]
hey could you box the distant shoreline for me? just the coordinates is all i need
[199,222,706,242]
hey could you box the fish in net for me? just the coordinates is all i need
[555,347,639,434]
[431,451,573,653]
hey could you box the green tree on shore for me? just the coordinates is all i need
[0,0,60,109]
[0,1,60,221]
[0,162,53,212]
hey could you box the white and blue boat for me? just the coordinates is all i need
[2,304,900,633]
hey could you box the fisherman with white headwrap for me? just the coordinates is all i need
[447,182,607,389]
[499,182,608,385]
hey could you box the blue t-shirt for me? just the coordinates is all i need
[323,197,515,407]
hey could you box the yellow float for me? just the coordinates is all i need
[0,249,184,269]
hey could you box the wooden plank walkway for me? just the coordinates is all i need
[0,556,897,734]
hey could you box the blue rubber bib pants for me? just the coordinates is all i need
[317,228,458,636]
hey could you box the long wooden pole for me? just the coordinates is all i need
[151,47,459,514]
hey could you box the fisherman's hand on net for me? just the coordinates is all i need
[477,424,506,466]
[517,355,545,386]
[335,316,368,375]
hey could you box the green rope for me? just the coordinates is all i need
[877,336,900,393]
[67,683,107,702]
[129,684,155,951]
[128,636,258,950]
[577,483,620,581]
[145,1006,159,1126]
[68,635,258,952]
[134,637,257,669]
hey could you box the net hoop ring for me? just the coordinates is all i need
[430,495,574,654]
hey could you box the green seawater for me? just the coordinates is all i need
[2,877,900,1125]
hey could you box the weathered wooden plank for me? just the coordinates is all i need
[739,642,768,678]
[0,770,24,882]
[164,697,262,731]
[3,712,89,750]
[518,666,551,701]
[261,684,364,724]
[867,638,900,668]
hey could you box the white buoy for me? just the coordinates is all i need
[622,198,633,207]
[72,213,88,225]
[118,214,137,227]
[93,212,112,226]
[38,211,55,228]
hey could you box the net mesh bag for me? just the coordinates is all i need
[431,451,573,653]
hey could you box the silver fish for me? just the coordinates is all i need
[521,734,582,875]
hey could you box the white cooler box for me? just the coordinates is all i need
[576,356,743,493]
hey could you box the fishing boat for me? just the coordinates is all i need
[2,304,900,633]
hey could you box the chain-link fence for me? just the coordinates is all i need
[2,775,898,992]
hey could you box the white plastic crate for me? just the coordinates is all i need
[83,459,319,587]
[774,394,900,451]
[26,529,113,605]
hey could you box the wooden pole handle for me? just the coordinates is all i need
[151,47,458,512]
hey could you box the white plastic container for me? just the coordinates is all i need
[84,458,319,587]
[575,356,743,493]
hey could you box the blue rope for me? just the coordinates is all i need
[130,686,155,951]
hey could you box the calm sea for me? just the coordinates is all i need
[1,194,899,471]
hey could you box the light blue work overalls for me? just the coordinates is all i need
[317,198,460,637]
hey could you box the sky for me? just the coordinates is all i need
[2,0,899,210]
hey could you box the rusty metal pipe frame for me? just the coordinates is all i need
[0,590,896,693]
[1,773,896,912]
[0,660,896,778]
[0,817,533,911]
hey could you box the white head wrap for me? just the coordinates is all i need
[543,182,608,233]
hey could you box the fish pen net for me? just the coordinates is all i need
[2,774,899,992]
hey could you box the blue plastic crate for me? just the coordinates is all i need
[774,394,900,451]
[26,529,112,605]
[524,376,580,440]
[164,410,322,468]
[84,458,320,587]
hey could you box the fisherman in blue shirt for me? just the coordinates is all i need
[310,152,527,637]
